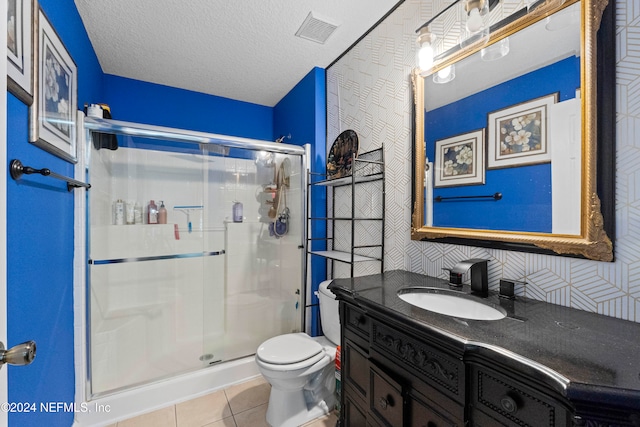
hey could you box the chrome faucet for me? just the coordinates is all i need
[451,258,489,297]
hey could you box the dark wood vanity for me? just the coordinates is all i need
[330,271,640,426]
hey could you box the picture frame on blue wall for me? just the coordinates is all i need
[29,7,78,163]
[487,93,557,169]
[434,129,485,188]
[7,0,35,105]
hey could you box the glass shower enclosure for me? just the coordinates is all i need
[84,119,306,397]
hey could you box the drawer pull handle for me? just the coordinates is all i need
[378,395,394,410]
[350,316,365,326]
[500,394,519,414]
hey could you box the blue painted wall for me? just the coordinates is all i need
[6,1,104,426]
[102,75,274,141]
[274,67,327,336]
[426,56,580,232]
[101,74,277,164]
[6,3,326,426]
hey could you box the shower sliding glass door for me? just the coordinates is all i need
[85,121,305,397]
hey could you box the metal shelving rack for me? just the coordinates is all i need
[306,145,385,278]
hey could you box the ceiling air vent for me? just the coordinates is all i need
[295,12,338,44]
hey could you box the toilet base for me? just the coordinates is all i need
[263,360,336,427]
[265,387,335,427]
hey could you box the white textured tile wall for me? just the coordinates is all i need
[81,143,305,395]
[327,0,640,322]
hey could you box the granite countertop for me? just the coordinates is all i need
[329,270,640,406]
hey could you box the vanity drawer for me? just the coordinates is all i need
[371,319,465,404]
[345,304,370,339]
[469,364,570,427]
[344,338,370,402]
[409,393,462,427]
[343,387,368,427]
[369,363,404,427]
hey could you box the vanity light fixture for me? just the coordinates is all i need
[459,0,492,48]
[480,37,510,61]
[416,0,500,73]
[416,27,436,72]
[479,0,509,61]
[433,65,456,84]
[415,0,463,74]
[464,0,489,33]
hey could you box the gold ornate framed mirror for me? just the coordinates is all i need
[411,0,615,261]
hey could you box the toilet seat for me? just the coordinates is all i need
[257,333,323,365]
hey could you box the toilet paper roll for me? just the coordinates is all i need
[87,104,103,118]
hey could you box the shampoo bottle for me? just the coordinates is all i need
[113,199,124,225]
[134,202,143,224]
[233,201,243,223]
[158,201,168,224]
[148,200,158,224]
[125,201,135,225]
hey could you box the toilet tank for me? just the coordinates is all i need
[318,280,340,345]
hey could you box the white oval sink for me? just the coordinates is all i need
[398,287,507,321]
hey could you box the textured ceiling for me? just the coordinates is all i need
[74,0,402,107]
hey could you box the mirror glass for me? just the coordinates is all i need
[412,0,614,261]
[424,3,581,233]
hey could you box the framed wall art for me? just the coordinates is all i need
[29,7,78,163]
[487,93,557,169]
[434,129,485,187]
[7,0,35,104]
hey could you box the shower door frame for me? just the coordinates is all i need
[78,117,309,403]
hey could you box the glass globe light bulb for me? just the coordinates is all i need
[466,8,484,33]
[418,43,434,71]
[433,65,455,84]
[438,67,451,80]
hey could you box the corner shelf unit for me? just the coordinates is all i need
[306,146,385,278]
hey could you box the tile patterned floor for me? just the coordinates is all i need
[107,376,338,427]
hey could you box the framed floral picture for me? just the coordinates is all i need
[434,129,485,187]
[29,8,77,163]
[487,94,557,169]
[7,0,35,104]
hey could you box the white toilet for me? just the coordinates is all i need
[255,280,340,427]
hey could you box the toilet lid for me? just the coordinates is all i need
[257,333,323,365]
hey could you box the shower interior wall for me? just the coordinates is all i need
[88,137,303,396]
[104,69,329,337]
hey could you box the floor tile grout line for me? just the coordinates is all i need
[168,404,177,427]
[116,378,277,427]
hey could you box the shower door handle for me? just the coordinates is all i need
[0,341,36,370]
